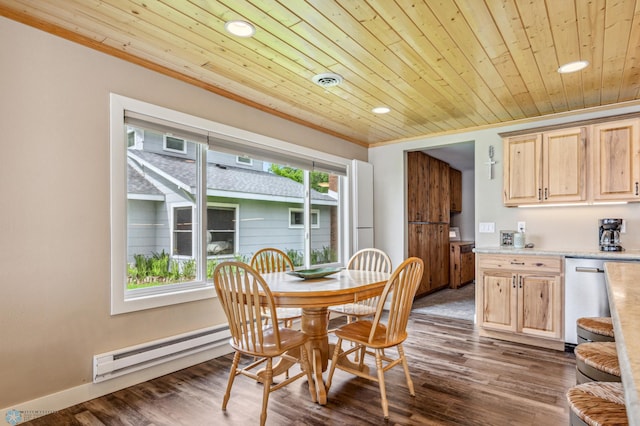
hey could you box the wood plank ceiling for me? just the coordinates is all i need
[1,0,639,146]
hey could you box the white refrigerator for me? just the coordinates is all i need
[352,160,374,252]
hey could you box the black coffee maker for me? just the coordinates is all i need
[599,218,624,251]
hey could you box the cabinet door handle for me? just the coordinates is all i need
[512,276,516,288]
[636,182,639,196]
[538,188,542,200]
[544,188,548,200]
[519,276,523,288]
[510,261,525,265]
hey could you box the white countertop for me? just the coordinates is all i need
[473,246,640,261]
[605,262,640,426]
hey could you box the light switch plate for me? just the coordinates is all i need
[479,222,495,233]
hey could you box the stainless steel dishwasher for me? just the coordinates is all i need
[564,257,639,345]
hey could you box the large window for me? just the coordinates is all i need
[110,94,349,314]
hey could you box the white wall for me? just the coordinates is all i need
[370,107,640,267]
[450,169,475,241]
[0,17,366,410]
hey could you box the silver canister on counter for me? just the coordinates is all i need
[514,232,525,248]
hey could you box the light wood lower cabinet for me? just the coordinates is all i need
[476,254,564,350]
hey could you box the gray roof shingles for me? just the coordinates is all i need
[127,163,164,196]
[128,150,336,202]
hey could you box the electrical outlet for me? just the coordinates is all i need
[621,220,626,233]
[479,222,495,233]
[517,221,526,233]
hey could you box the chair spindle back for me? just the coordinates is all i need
[213,261,281,354]
[348,248,392,273]
[369,257,424,344]
[250,248,294,273]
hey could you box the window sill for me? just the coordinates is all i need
[112,283,216,315]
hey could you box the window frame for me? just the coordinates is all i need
[110,94,351,315]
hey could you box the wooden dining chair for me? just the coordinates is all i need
[328,248,392,325]
[212,261,317,426]
[325,257,424,420]
[250,248,302,328]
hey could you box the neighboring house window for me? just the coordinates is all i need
[127,129,136,147]
[172,205,193,256]
[207,204,238,256]
[236,156,252,166]
[171,204,238,257]
[163,135,187,153]
[127,127,143,149]
[289,208,319,228]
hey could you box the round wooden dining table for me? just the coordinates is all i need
[258,268,390,405]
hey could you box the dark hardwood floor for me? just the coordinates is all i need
[24,314,576,425]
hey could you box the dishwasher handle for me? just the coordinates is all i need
[574,266,605,273]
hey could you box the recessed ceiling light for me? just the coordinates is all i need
[224,20,256,37]
[372,106,391,114]
[558,60,589,74]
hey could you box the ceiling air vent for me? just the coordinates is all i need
[312,73,343,88]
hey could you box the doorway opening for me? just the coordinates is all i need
[412,141,475,321]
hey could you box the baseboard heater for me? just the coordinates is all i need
[93,325,231,383]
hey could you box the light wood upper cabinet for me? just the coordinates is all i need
[503,133,542,205]
[592,119,640,201]
[503,127,586,206]
[543,127,587,203]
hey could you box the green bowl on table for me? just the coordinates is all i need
[286,267,343,280]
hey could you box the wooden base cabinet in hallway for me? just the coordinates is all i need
[476,254,564,350]
[449,241,475,289]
